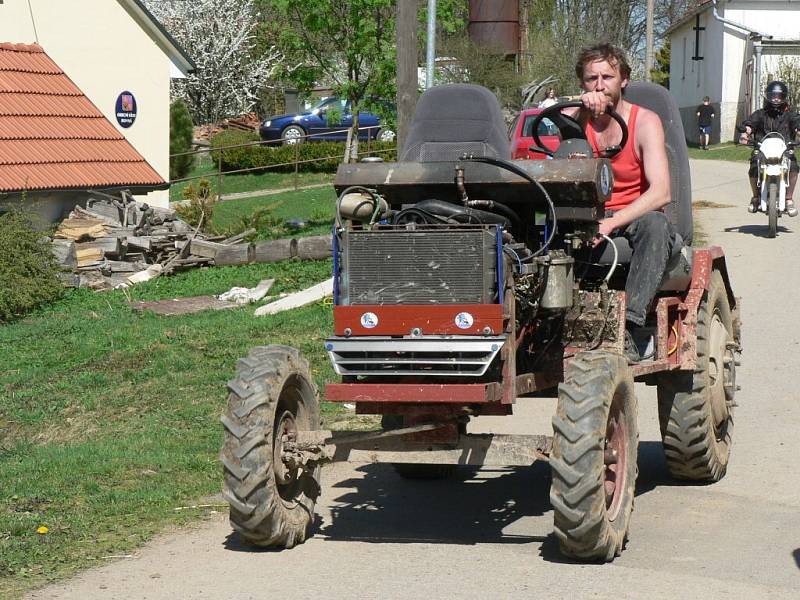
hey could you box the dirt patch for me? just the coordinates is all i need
[694,199,736,209]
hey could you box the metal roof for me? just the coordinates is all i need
[0,43,166,192]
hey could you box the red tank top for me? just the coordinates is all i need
[586,104,647,211]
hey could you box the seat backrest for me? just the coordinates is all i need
[400,84,510,162]
[625,81,693,245]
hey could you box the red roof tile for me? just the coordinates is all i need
[0,43,165,192]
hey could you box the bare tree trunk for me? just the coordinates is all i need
[350,111,360,163]
[344,127,353,164]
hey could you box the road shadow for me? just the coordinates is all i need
[723,224,792,237]
[319,461,552,546]
[222,439,700,558]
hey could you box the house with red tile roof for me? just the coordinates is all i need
[0,43,167,221]
[0,1,194,212]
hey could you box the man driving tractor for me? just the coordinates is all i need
[567,43,675,363]
[738,80,800,217]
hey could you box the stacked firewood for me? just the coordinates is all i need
[50,191,333,290]
[51,191,236,290]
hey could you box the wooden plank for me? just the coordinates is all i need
[255,278,333,316]
[51,239,77,268]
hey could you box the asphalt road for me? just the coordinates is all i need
[28,159,800,600]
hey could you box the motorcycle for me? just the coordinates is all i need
[744,132,797,238]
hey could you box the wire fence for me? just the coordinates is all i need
[169,125,396,202]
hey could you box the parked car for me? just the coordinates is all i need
[259,97,396,144]
[509,107,561,159]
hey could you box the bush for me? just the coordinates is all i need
[174,178,217,232]
[170,99,195,180]
[209,129,396,174]
[0,211,63,322]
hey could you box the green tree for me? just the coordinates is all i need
[650,42,671,88]
[272,0,396,162]
[169,99,194,180]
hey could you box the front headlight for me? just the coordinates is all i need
[263,120,272,128]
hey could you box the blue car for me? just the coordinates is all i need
[259,97,396,144]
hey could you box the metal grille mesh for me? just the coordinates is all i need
[343,229,496,305]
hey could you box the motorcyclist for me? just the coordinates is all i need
[738,80,800,217]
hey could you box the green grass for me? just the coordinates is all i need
[210,186,338,239]
[170,153,334,202]
[0,258,342,598]
[687,142,753,161]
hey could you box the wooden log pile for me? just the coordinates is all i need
[49,191,334,290]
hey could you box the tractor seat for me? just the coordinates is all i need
[400,84,510,162]
[595,81,694,290]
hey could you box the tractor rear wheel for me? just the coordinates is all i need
[550,351,639,561]
[221,345,321,548]
[657,269,735,481]
[381,415,457,479]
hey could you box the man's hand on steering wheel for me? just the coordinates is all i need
[580,91,613,118]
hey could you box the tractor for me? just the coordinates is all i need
[220,82,741,561]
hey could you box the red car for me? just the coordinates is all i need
[509,107,562,159]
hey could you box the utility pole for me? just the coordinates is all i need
[396,0,418,153]
[425,0,437,89]
[645,0,654,81]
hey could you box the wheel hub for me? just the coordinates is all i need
[708,312,731,428]
[274,411,298,485]
[604,399,627,521]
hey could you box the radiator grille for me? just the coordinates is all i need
[342,228,497,305]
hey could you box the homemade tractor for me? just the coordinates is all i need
[221,83,741,561]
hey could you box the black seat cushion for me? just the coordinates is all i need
[400,84,510,162]
[624,81,693,245]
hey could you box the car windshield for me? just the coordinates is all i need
[522,115,559,138]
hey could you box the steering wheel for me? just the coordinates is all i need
[528,101,629,159]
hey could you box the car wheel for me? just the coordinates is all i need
[377,128,396,142]
[281,125,305,145]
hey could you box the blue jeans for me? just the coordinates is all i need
[615,212,677,327]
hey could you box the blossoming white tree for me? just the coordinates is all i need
[145,0,285,124]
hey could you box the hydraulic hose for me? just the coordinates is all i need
[463,155,558,258]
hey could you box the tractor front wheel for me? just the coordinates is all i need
[550,351,639,561]
[221,345,321,548]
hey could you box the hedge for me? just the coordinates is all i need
[209,129,396,174]
[0,211,62,322]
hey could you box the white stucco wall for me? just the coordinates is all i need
[0,0,172,206]
[669,11,728,142]
[724,1,800,40]
[670,0,800,142]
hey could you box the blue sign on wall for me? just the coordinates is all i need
[115,91,137,128]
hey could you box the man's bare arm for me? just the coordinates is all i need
[599,109,671,235]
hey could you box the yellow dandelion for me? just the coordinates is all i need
[37,526,49,535]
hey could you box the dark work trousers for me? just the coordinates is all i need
[610,211,676,327]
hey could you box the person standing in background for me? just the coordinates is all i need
[696,96,714,150]
[539,88,558,108]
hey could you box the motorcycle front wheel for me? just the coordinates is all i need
[767,180,778,238]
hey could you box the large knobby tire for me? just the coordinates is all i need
[381,415,457,479]
[768,181,778,238]
[657,270,735,481]
[550,351,639,561]
[221,345,321,548]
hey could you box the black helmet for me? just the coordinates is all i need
[765,80,789,110]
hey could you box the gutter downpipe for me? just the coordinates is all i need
[710,1,773,115]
